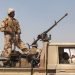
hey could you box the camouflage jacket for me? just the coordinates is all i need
[0,17,21,34]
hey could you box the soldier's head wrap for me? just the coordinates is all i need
[7,8,15,14]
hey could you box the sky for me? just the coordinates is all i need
[0,0,75,51]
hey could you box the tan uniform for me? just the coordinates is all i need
[29,46,41,55]
[0,17,27,57]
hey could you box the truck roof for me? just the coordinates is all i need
[49,42,75,47]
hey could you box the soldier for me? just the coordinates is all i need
[60,52,70,64]
[29,44,41,67]
[0,8,29,58]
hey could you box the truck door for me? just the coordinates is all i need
[56,47,75,75]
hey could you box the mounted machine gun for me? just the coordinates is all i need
[32,13,68,45]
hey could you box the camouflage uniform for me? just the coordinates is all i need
[0,16,28,57]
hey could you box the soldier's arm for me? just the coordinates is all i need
[16,20,21,34]
[0,21,6,32]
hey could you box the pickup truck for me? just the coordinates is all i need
[0,42,75,75]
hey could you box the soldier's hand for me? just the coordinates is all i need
[4,28,13,34]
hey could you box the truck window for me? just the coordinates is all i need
[58,47,75,64]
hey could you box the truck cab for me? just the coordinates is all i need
[48,43,75,75]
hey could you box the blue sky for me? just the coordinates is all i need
[0,0,75,50]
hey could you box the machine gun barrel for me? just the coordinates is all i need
[32,38,39,45]
[32,13,68,45]
[43,13,68,34]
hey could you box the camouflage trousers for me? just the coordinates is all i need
[2,34,27,57]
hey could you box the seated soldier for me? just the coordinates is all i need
[60,52,70,64]
[28,44,41,67]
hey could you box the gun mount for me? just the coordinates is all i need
[32,13,68,45]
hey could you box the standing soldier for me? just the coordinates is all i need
[0,8,29,58]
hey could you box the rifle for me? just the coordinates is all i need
[32,13,68,45]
